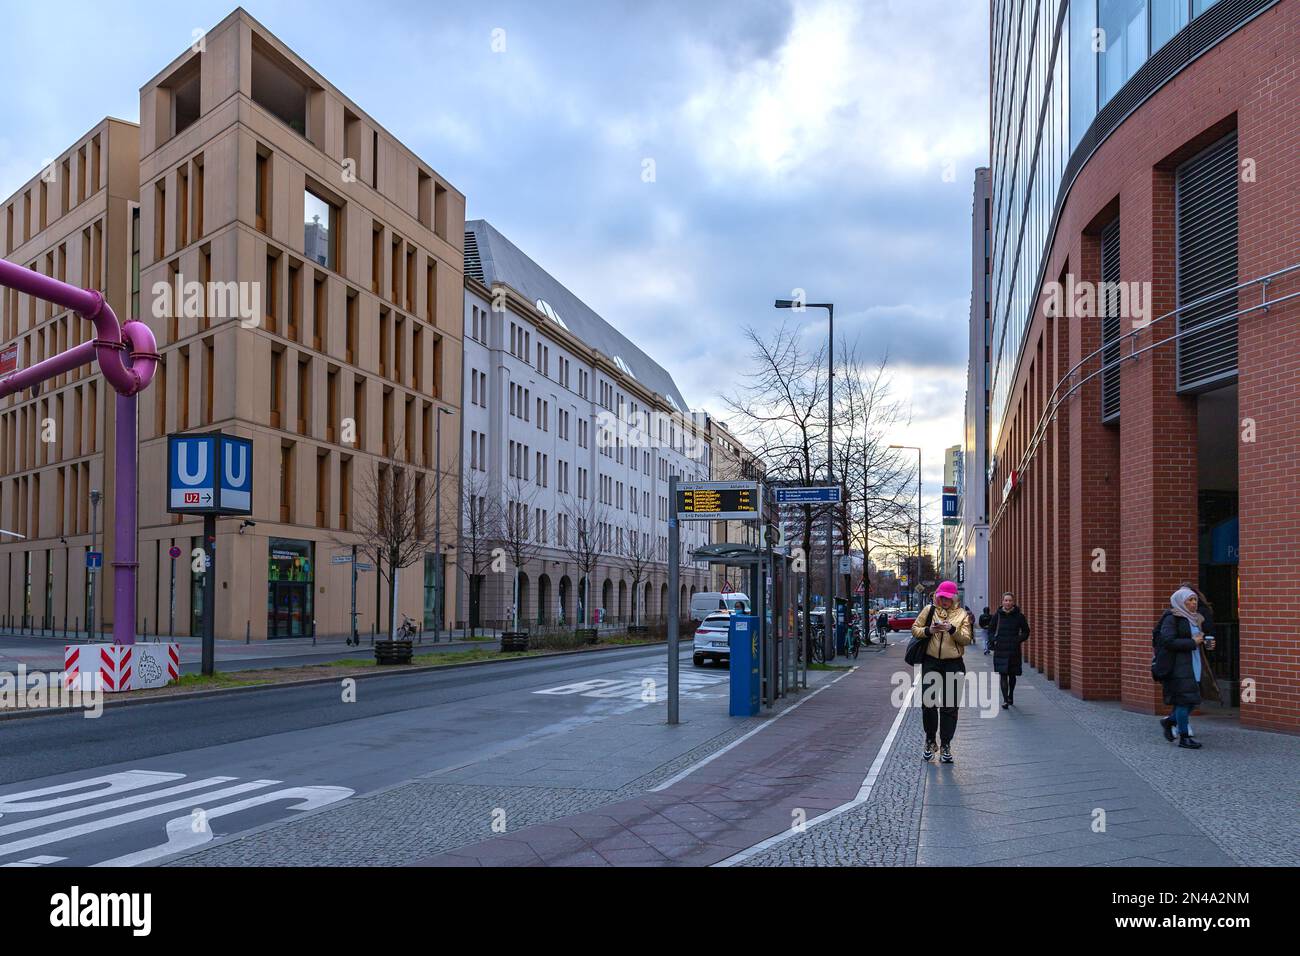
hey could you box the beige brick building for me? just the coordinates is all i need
[0,117,139,635]
[0,9,465,641]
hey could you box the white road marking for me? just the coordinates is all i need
[94,785,354,867]
[0,776,238,839]
[0,770,183,816]
[712,669,919,866]
[1,855,64,866]
[0,779,277,859]
[533,664,727,703]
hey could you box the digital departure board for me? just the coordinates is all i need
[676,481,761,521]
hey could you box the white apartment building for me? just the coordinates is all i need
[458,219,710,629]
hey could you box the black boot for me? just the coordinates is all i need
[1178,734,1202,750]
[1160,716,1176,742]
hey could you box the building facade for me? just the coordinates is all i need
[0,9,468,641]
[959,167,992,617]
[987,0,1298,731]
[939,444,963,587]
[0,118,139,634]
[459,219,710,630]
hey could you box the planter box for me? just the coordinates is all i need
[374,639,414,665]
[574,628,599,645]
[501,631,530,652]
[64,643,180,692]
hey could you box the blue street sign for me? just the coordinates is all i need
[86,551,102,570]
[167,433,253,516]
[942,492,959,518]
[774,486,842,504]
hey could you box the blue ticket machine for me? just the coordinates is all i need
[728,614,760,717]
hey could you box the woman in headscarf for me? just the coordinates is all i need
[1155,586,1213,749]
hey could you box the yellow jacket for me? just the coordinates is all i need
[911,603,973,660]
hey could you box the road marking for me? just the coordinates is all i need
[0,770,182,816]
[1,855,64,866]
[712,670,919,866]
[650,667,858,793]
[533,665,727,703]
[95,785,354,867]
[0,776,238,839]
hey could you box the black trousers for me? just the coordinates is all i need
[921,656,963,746]
[1000,674,1017,702]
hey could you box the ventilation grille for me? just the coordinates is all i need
[1176,131,1238,392]
[464,230,484,284]
[1100,218,1121,423]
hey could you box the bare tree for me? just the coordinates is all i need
[457,468,504,638]
[499,476,542,630]
[559,492,610,625]
[619,523,657,625]
[351,444,438,642]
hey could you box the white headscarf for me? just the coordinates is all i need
[1170,586,1203,632]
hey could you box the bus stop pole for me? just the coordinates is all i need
[667,474,679,726]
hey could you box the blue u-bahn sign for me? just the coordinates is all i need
[167,432,253,516]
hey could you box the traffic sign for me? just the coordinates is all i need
[721,581,734,594]
[168,546,182,560]
[167,432,253,515]
[0,344,17,378]
[356,562,374,572]
[675,481,761,521]
[839,555,851,574]
[332,553,354,565]
[942,491,959,519]
[86,551,102,570]
[774,486,842,504]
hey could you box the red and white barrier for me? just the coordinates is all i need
[64,644,181,692]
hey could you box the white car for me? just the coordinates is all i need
[692,611,733,667]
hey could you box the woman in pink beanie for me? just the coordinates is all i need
[911,580,973,763]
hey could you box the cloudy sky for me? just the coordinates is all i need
[0,0,989,527]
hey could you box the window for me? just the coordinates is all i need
[1098,0,1148,105]
[304,188,337,271]
[1151,0,1189,51]
[255,148,271,233]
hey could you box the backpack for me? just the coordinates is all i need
[1150,614,1173,682]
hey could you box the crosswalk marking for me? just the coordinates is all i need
[534,663,728,703]
[0,770,355,865]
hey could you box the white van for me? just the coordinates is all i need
[689,592,751,624]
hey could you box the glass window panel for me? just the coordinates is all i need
[1152,0,1189,50]
[1192,0,1219,15]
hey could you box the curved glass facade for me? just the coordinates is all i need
[988,0,1224,450]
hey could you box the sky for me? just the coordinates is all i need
[0,0,990,535]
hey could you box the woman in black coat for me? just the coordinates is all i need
[1155,586,1211,749]
[989,591,1029,708]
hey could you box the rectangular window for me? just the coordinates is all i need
[255,149,270,233]
[304,187,337,271]
[270,348,284,429]
[346,291,358,363]
[313,273,326,350]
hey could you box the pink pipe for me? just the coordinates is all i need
[0,256,159,645]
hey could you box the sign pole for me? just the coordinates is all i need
[351,543,358,646]
[201,513,216,676]
[667,473,679,726]
[168,549,176,638]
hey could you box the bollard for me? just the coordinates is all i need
[245,620,250,644]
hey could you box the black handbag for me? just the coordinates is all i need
[904,605,936,666]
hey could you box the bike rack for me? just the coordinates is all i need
[0,257,159,646]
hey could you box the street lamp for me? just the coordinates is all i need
[889,445,922,613]
[775,297,836,660]
[433,406,455,644]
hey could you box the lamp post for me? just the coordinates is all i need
[889,445,922,613]
[88,489,102,641]
[774,297,835,660]
[433,406,455,644]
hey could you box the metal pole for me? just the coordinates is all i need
[112,391,140,645]
[168,545,176,639]
[201,514,216,676]
[89,490,100,641]
[350,543,358,645]
[825,304,835,663]
[916,448,922,609]
[434,410,442,644]
[667,474,679,725]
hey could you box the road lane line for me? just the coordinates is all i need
[649,667,858,793]
[712,670,919,866]
[0,770,183,815]
[0,776,239,838]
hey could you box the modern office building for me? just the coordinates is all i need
[0,118,140,634]
[0,9,468,641]
[959,167,992,617]
[459,219,710,629]
[939,444,963,587]
[986,0,1298,731]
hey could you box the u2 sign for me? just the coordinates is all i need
[167,432,253,516]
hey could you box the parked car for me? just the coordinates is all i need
[693,611,734,666]
[888,609,918,632]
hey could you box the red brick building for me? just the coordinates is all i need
[986,0,1298,732]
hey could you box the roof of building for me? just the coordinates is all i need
[464,218,691,414]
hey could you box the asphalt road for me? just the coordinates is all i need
[0,643,717,866]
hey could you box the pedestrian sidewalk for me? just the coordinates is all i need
[414,656,907,866]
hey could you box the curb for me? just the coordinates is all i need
[0,638,674,723]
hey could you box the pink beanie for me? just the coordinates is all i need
[935,581,959,600]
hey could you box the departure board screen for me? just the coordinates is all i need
[675,482,760,521]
